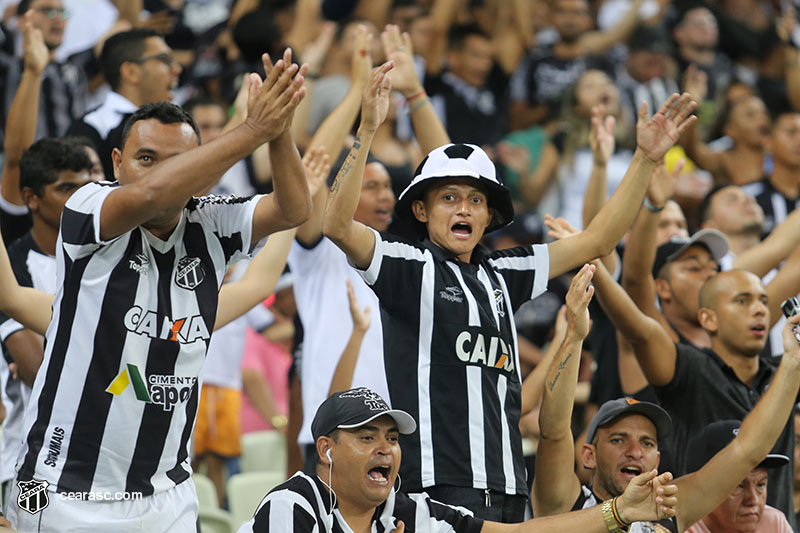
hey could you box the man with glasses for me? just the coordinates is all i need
[67,28,182,179]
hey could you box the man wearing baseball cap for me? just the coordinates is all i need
[322,54,696,521]
[685,421,792,532]
[238,386,680,532]
[534,262,800,532]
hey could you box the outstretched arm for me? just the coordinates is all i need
[216,147,330,329]
[99,49,309,242]
[576,0,644,55]
[731,206,800,278]
[296,25,373,247]
[533,265,594,517]
[548,94,697,278]
[322,61,395,269]
[674,313,800,531]
[1,12,48,208]
[0,228,53,336]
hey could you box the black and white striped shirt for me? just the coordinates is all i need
[357,229,549,496]
[0,53,88,145]
[17,182,261,498]
[742,178,800,236]
[239,471,483,533]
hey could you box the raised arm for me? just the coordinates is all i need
[547,94,697,278]
[533,265,594,517]
[764,244,800,328]
[100,49,309,242]
[576,0,644,55]
[673,313,800,531]
[620,159,683,339]
[423,0,463,75]
[329,279,372,395]
[297,26,372,247]
[677,66,723,176]
[382,25,451,155]
[1,13,48,208]
[520,306,567,417]
[216,147,330,329]
[732,205,800,278]
[322,61,395,269]
[0,229,53,336]
[583,107,615,228]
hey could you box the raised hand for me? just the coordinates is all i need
[351,25,374,89]
[360,61,394,134]
[589,106,615,167]
[302,22,337,78]
[346,279,371,333]
[381,24,422,98]
[245,47,309,142]
[303,146,331,196]
[778,5,797,43]
[22,10,48,74]
[647,158,684,208]
[617,470,678,523]
[565,264,594,340]
[496,142,532,176]
[543,214,580,241]
[682,64,707,105]
[636,93,697,163]
[782,311,800,358]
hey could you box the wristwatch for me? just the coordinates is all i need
[602,499,630,533]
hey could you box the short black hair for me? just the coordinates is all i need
[120,101,202,148]
[699,183,733,223]
[183,95,226,116]
[448,23,490,51]
[19,138,92,196]
[100,28,160,91]
[16,0,34,15]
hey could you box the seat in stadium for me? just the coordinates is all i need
[199,507,236,533]
[193,472,219,510]
[240,430,287,473]
[228,471,286,527]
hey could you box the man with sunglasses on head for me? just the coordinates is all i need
[67,28,182,180]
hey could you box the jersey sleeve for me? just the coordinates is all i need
[245,487,319,532]
[189,194,263,267]
[59,181,119,259]
[487,243,549,312]
[402,493,484,533]
[355,228,427,316]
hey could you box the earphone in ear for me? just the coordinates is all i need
[326,449,332,463]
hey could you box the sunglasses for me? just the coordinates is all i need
[130,52,177,67]
[34,7,69,20]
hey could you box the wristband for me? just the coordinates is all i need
[405,89,426,102]
[643,196,665,213]
[409,96,429,114]
[612,497,631,530]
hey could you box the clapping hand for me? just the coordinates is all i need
[302,146,331,197]
[636,93,697,163]
[589,106,615,167]
[382,24,422,99]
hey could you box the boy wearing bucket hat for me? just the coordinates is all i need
[322,60,696,521]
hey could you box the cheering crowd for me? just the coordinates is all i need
[2,0,800,531]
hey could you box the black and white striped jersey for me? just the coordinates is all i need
[357,229,549,496]
[572,486,678,533]
[742,178,800,236]
[239,471,484,533]
[17,182,261,498]
[0,233,55,485]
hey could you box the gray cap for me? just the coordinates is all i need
[586,398,672,444]
[652,229,729,278]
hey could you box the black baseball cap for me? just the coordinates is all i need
[686,420,790,473]
[586,398,672,444]
[652,229,728,278]
[311,388,416,441]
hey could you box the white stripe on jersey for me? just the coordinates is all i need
[448,263,488,489]
[418,257,436,488]
[771,193,787,228]
[496,375,516,494]
[489,243,549,299]
[363,233,426,285]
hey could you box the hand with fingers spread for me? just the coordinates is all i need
[496,142,532,176]
[302,22,337,78]
[347,279,371,334]
[778,5,797,43]
[617,470,678,523]
[636,93,697,163]
[359,61,395,135]
[646,158,684,208]
[245,47,309,142]
[22,10,49,74]
[382,24,422,98]
[302,146,331,197]
[351,24,374,88]
[589,106,615,167]
[565,264,595,341]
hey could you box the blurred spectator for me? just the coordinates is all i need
[0,0,88,145]
[66,28,182,179]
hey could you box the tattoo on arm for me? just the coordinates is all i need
[548,352,573,392]
[329,136,362,195]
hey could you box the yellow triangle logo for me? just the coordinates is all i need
[106,369,130,396]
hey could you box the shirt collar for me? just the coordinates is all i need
[703,347,775,388]
[103,91,139,114]
[421,238,490,265]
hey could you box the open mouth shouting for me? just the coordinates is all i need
[451,221,473,239]
[367,464,392,485]
[619,464,643,481]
